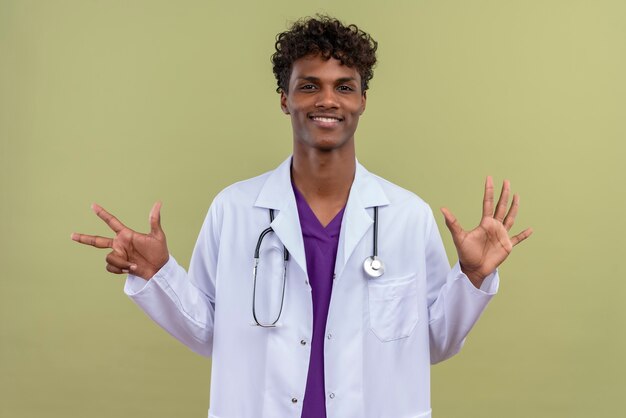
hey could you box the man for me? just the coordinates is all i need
[72,16,532,418]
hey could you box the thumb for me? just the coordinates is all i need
[440,207,463,238]
[149,201,163,236]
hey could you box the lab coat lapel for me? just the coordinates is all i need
[335,162,390,279]
[254,157,390,280]
[254,157,308,276]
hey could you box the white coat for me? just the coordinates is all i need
[124,156,498,418]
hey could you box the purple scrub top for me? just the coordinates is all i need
[292,183,345,418]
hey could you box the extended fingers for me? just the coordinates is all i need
[71,233,113,248]
[493,180,510,222]
[92,203,127,233]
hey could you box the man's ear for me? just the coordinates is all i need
[360,91,367,115]
[280,90,290,115]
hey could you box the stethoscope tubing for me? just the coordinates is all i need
[252,209,288,327]
[252,206,382,327]
[373,206,379,258]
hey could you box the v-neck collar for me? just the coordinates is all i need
[292,182,345,240]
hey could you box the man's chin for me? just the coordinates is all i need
[300,135,354,152]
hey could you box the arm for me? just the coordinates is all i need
[425,209,498,364]
[124,206,219,357]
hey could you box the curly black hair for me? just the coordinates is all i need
[271,15,378,94]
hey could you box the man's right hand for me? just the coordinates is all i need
[71,202,169,280]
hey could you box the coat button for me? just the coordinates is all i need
[291,397,298,403]
[300,339,307,345]
[327,333,332,340]
[329,392,335,399]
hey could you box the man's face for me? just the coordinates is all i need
[280,54,366,153]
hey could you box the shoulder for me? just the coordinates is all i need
[212,170,273,207]
[200,168,276,232]
[366,169,432,215]
[365,169,438,238]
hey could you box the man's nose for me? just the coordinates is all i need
[315,87,339,109]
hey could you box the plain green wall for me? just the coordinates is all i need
[1,0,624,417]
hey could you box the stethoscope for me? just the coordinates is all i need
[252,206,384,327]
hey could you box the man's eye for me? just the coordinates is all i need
[338,85,354,92]
[300,84,316,90]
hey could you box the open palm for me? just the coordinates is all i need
[441,177,532,288]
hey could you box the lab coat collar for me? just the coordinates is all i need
[254,156,390,279]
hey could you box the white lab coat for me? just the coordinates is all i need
[125,156,498,418]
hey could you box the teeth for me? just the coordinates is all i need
[312,117,340,122]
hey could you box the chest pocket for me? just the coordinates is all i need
[367,274,419,342]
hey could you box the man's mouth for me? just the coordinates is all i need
[309,114,343,127]
[311,116,342,122]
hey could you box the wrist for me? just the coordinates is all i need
[460,263,486,289]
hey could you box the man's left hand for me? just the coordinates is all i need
[441,176,533,288]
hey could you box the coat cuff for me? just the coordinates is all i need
[124,255,177,296]
[452,261,499,295]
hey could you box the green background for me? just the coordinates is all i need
[1,0,624,417]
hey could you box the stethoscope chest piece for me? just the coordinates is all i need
[364,256,385,278]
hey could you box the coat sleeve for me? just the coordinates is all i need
[424,207,499,364]
[123,201,221,357]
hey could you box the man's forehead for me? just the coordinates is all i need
[289,55,361,81]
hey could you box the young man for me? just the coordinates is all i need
[72,16,531,418]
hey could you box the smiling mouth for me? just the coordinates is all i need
[309,115,343,128]
[310,116,342,122]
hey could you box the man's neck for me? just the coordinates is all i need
[291,146,355,227]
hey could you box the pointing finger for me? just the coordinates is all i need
[92,203,127,233]
[71,233,113,249]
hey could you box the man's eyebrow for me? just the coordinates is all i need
[296,76,358,83]
[336,77,358,83]
[297,76,321,82]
